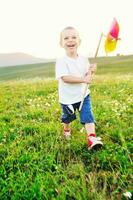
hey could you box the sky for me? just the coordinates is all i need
[0,0,133,59]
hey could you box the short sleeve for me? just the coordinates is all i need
[55,58,69,79]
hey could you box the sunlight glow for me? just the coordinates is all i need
[0,0,132,58]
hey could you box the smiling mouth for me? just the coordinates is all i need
[67,44,75,47]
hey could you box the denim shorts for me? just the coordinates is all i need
[60,95,95,124]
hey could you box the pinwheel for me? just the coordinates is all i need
[79,18,120,111]
[104,18,120,53]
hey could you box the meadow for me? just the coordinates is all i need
[0,55,133,199]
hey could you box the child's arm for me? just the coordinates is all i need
[62,74,92,84]
[61,63,97,84]
[62,75,85,83]
[89,63,97,75]
[85,63,97,81]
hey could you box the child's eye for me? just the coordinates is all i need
[72,36,77,39]
[64,37,68,40]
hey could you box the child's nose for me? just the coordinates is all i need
[69,37,73,41]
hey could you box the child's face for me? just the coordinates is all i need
[60,28,81,55]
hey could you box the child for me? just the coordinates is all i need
[55,26,103,150]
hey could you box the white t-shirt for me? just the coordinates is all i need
[55,55,90,104]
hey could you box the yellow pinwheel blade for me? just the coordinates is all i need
[104,39,117,53]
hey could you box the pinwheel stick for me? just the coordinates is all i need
[79,33,103,111]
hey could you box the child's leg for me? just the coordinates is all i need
[64,123,70,131]
[61,104,76,139]
[79,95,103,149]
[85,122,103,150]
[85,122,96,142]
[63,123,71,138]
[85,122,95,135]
[80,95,96,136]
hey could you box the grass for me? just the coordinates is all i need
[0,62,55,81]
[0,55,133,199]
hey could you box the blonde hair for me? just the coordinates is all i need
[60,26,80,45]
[62,26,76,31]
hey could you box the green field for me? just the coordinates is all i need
[0,55,133,199]
[0,62,55,81]
[0,55,133,81]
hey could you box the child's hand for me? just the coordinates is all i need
[90,63,97,74]
[83,72,92,84]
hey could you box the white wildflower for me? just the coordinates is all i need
[123,192,132,199]
[45,102,50,107]
[80,127,85,133]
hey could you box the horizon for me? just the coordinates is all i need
[4,50,132,60]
